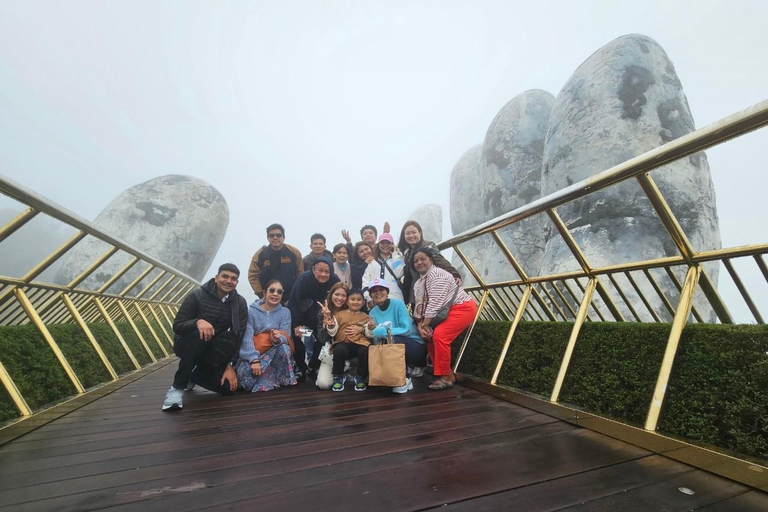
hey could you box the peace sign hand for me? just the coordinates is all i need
[317,299,332,319]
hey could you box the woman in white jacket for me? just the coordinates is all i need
[362,233,405,304]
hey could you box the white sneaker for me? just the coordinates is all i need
[392,377,413,394]
[410,366,426,378]
[162,386,183,411]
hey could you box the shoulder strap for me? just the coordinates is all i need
[378,258,399,282]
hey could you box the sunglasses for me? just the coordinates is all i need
[267,288,284,295]
[268,233,284,239]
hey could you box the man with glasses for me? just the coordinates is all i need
[248,223,304,302]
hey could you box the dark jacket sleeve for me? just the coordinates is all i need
[173,289,200,334]
[288,273,309,328]
[433,252,460,279]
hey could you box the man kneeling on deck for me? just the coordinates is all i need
[162,263,248,411]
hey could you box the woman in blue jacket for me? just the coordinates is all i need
[367,278,427,394]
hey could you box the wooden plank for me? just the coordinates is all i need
[0,413,558,511]
[694,491,768,511]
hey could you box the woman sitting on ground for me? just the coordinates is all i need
[367,278,427,394]
[362,233,404,305]
[320,288,372,392]
[412,248,477,390]
[235,279,297,392]
[398,220,460,307]
[311,282,349,388]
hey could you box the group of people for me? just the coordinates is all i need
[162,221,477,411]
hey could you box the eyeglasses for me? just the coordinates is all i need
[268,233,284,239]
[267,288,284,295]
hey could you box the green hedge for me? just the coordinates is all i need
[455,321,768,462]
[0,321,166,424]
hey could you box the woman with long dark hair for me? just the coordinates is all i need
[398,220,460,307]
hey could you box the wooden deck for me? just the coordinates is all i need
[0,362,766,512]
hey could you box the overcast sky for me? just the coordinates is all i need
[1,1,766,318]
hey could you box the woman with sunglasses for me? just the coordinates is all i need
[235,279,297,392]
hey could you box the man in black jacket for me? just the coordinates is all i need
[162,263,248,411]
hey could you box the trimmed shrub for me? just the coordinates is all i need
[46,324,111,389]
[134,321,165,359]
[86,323,135,374]
[459,320,768,461]
[0,325,76,418]
[115,324,153,366]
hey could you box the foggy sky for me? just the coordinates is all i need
[1,1,766,319]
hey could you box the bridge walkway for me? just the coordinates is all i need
[0,362,765,512]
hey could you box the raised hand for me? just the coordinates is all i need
[341,229,352,243]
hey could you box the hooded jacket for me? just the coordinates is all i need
[287,257,340,330]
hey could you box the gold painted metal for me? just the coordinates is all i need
[645,264,701,431]
[506,286,540,321]
[487,289,511,321]
[490,230,529,281]
[0,207,38,244]
[494,287,517,317]
[530,286,557,321]
[607,274,642,322]
[755,254,768,284]
[62,294,118,380]
[664,267,704,323]
[96,256,140,294]
[156,277,186,303]
[551,281,579,320]
[594,280,626,322]
[698,269,733,324]
[691,243,768,263]
[636,173,696,262]
[14,289,85,394]
[722,259,764,324]
[168,282,195,305]
[0,359,32,416]
[546,209,592,273]
[642,269,676,319]
[490,285,532,385]
[116,301,157,363]
[550,277,597,403]
[146,303,173,344]
[94,298,141,370]
[453,290,489,373]
[624,271,662,322]
[118,264,156,297]
[572,278,605,322]
[538,283,569,321]
[133,303,169,357]
[453,245,486,287]
[146,274,177,301]
[135,269,168,299]
[157,304,176,331]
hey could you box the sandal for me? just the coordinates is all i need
[428,378,454,391]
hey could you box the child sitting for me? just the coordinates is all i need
[322,288,373,391]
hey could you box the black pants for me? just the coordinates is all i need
[332,343,369,378]
[172,330,235,395]
[292,333,308,374]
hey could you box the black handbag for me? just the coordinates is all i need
[429,282,460,328]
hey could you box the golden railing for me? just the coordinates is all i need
[0,175,199,419]
[439,99,768,489]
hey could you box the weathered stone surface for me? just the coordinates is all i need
[540,34,721,321]
[407,204,442,244]
[449,144,484,235]
[449,90,554,284]
[55,175,229,291]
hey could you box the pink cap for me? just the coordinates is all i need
[367,278,390,291]
[378,233,395,244]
